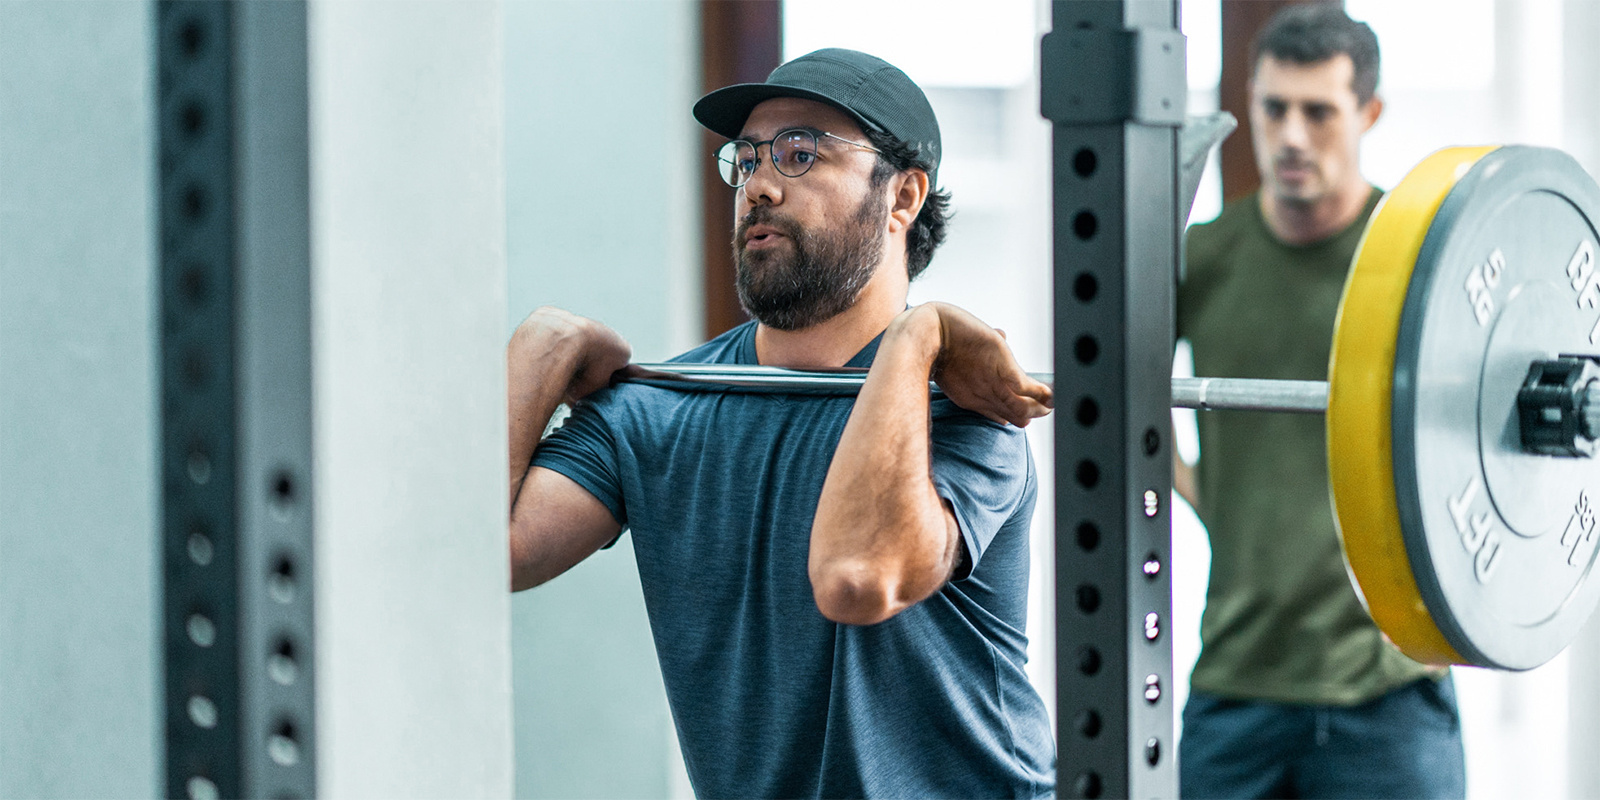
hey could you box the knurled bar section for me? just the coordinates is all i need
[159,2,241,797]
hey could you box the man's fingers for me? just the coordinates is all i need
[1022,379,1053,407]
[952,388,1053,429]
[1022,397,1052,420]
[1007,371,1053,409]
[1005,395,1052,427]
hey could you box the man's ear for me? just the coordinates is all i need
[888,169,929,235]
[1359,94,1384,132]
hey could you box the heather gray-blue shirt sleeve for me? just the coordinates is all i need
[529,396,627,528]
[928,397,1034,576]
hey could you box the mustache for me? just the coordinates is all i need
[734,207,804,246]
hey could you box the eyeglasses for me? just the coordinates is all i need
[714,128,882,188]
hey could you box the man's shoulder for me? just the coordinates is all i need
[929,399,1032,467]
[1352,184,1385,232]
[1186,193,1263,265]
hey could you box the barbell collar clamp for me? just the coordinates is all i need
[1516,356,1600,457]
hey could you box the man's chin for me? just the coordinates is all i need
[1270,182,1324,207]
[740,281,859,332]
[748,306,848,333]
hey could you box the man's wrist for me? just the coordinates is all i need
[884,305,944,372]
[513,312,588,376]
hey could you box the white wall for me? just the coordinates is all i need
[0,4,159,796]
[1559,0,1600,178]
[504,1,700,797]
[309,2,514,795]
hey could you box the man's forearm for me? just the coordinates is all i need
[505,309,632,591]
[506,321,584,511]
[809,306,955,625]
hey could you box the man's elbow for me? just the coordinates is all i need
[510,560,547,592]
[508,528,552,592]
[809,562,917,626]
[510,556,540,593]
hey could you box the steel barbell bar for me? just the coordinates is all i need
[622,363,1330,414]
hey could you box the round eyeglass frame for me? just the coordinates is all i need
[713,129,882,188]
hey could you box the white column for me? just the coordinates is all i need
[1570,630,1600,798]
[1561,0,1600,177]
[1490,0,1564,148]
[1565,5,1600,797]
[0,3,159,796]
[308,1,513,795]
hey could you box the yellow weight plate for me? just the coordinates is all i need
[1327,146,1496,666]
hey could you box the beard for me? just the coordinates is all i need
[732,188,886,332]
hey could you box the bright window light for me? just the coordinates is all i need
[1346,0,1494,90]
[783,0,1037,88]
[1182,0,1221,90]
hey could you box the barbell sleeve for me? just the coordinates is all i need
[622,364,1330,414]
[1172,377,1328,413]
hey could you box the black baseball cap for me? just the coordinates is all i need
[693,48,942,187]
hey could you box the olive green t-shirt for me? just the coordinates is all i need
[1177,188,1434,705]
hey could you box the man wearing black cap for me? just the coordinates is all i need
[506,49,1056,798]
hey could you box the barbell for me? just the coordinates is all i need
[622,364,1331,414]
[614,145,1600,672]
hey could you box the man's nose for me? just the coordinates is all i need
[1280,108,1311,150]
[741,155,784,207]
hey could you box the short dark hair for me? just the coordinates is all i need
[862,126,951,281]
[1252,3,1381,105]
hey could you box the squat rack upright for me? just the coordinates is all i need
[1045,1,1183,797]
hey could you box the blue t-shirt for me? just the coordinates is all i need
[533,321,1054,799]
